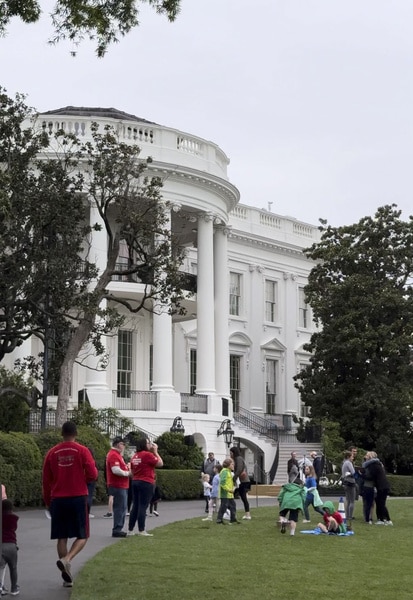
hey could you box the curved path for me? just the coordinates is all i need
[10,496,276,599]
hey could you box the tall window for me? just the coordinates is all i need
[265,280,277,322]
[190,349,197,394]
[229,272,241,316]
[117,330,132,398]
[265,359,277,414]
[299,287,309,328]
[230,355,241,412]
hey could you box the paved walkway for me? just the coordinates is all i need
[7,496,276,599]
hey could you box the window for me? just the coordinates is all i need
[265,280,277,322]
[117,330,132,398]
[230,355,241,412]
[300,401,311,419]
[229,272,241,316]
[190,349,197,394]
[299,287,309,328]
[265,359,277,414]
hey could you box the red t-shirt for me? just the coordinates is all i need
[42,441,98,506]
[106,448,130,489]
[130,450,159,484]
[323,511,343,526]
[2,512,18,544]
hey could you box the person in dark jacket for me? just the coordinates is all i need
[363,452,392,525]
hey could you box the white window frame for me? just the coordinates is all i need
[229,272,242,316]
[265,279,277,323]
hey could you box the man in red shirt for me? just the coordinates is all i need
[42,421,98,588]
[105,436,130,537]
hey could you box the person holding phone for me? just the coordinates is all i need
[127,438,163,537]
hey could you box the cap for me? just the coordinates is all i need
[112,436,126,446]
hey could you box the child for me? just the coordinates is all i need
[149,485,161,517]
[277,478,307,536]
[303,464,325,523]
[317,500,346,534]
[0,499,19,596]
[201,473,212,513]
[202,464,222,521]
[216,458,239,524]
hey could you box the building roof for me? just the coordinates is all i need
[41,106,157,125]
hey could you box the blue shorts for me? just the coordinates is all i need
[50,496,89,540]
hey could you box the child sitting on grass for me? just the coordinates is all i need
[318,501,346,534]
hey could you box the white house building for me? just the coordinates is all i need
[4,107,321,483]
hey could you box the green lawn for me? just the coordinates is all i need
[72,498,412,600]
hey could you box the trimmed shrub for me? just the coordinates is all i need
[387,474,413,496]
[0,432,43,506]
[155,470,202,501]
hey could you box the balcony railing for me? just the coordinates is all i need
[180,393,208,414]
[112,390,158,411]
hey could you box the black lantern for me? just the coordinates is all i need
[170,416,185,434]
[217,419,234,448]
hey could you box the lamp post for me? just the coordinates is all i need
[217,419,234,448]
[170,416,185,434]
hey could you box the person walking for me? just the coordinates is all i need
[277,478,306,536]
[127,438,163,537]
[0,499,19,596]
[216,458,239,524]
[42,421,98,588]
[230,446,251,520]
[303,465,324,523]
[105,436,130,538]
[287,451,299,483]
[202,452,220,485]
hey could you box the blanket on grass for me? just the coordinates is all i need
[300,527,354,536]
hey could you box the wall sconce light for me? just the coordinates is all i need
[217,419,234,448]
[170,416,185,434]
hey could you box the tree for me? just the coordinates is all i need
[0,0,181,57]
[0,366,32,432]
[0,89,187,426]
[295,205,413,471]
[155,432,204,470]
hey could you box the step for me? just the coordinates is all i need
[250,484,281,497]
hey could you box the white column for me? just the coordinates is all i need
[214,225,230,399]
[196,212,216,395]
[85,203,109,390]
[151,204,174,392]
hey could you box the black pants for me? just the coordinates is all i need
[238,482,250,512]
[375,489,390,521]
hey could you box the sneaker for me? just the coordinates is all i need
[9,588,19,597]
[216,520,224,524]
[137,531,153,537]
[153,510,159,517]
[202,516,212,521]
[0,586,7,596]
[102,512,112,518]
[148,513,153,517]
[242,515,251,520]
[112,531,127,538]
[281,521,287,534]
[384,520,393,526]
[89,514,95,519]
[302,519,311,523]
[126,512,130,517]
[63,582,73,588]
[56,558,72,583]
[375,520,385,525]
[126,530,135,536]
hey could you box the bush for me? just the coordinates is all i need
[155,432,204,470]
[156,470,202,500]
[387,474,413,496]
[0,431,43,506]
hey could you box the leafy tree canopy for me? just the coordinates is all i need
[0,0,181,56]
[295,205,413,472]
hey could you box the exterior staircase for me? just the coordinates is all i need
[233,407,321,486]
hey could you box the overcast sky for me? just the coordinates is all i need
[2,0,413,226]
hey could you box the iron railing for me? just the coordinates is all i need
[180,393,208,414]
[233,406,279,442]
[112,390,158,411]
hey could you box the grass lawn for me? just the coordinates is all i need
[72,498,412,600]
